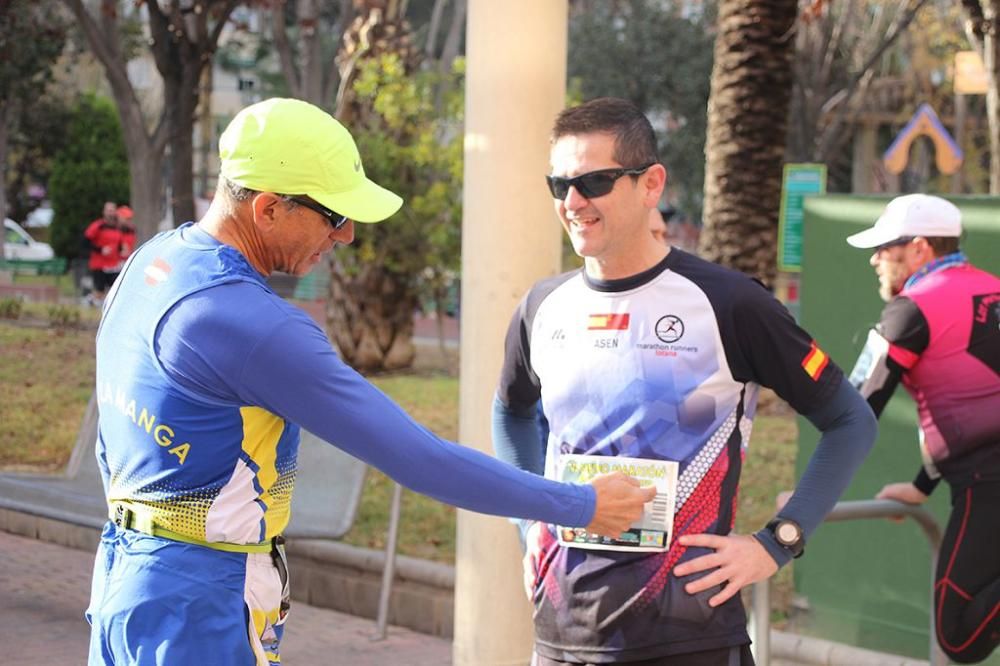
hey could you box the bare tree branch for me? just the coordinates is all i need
[963,0,987,40]
[438,0,464,74]
[167,0,188,44]
[271,1,301,97]
[59,0,168,240]
[962,0,985,52]
[194,1,209,44]
[425,0,448,58]
[816,0,931,160]
[334,10,376,120]
[321,0,354,104]
[208,0,240,51]
[981,0,999,191]
[298,0,324,103]
[61,0,135,106]
[144,1,175,81]
[819,0,854,83]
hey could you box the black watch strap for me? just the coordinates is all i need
[766,518,805,559]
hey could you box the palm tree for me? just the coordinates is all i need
[324,0,426,372]
[269,0,465,373]
[699,0,799,285]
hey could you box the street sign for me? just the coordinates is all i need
[955,51,988,95]
[778,163,826,272]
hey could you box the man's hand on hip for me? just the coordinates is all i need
[585,472,656,537]
[673,533,778,607]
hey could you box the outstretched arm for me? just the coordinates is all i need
[850,323,942,498]
[157,291,651,535]
[491,396,653,536]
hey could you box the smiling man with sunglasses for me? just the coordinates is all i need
[85,97,655,666]
[846,194,1000,664]
[493,97,876,665]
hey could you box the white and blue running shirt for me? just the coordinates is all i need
[496,249,843,661]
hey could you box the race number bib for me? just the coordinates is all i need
[557,454,678,552]
[848,328,890,389]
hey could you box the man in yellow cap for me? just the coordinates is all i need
[85,98,654,665]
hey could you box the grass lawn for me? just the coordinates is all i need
[0,314,798,617]
[0,323,96,470]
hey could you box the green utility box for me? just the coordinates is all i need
[793,195,1000,662]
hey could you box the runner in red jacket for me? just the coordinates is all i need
[83,201,124,304]
[115,205,137,270]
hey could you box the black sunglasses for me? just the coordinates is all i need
[546,164,655,200]
[283,196,349,230]
[874,237,915,253]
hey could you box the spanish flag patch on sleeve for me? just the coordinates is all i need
[802,341,830,381]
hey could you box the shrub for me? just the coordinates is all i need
[0,297,24,319]
[46,303,82,329]
[48,94,130,260]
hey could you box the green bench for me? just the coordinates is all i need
[0,258,69,301]
[0,257,68,278]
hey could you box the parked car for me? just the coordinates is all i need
[23,204,54,228]
[3,218,55,261]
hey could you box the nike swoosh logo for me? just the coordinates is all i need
[354,159,361,172]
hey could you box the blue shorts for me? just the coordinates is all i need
[87,522,286,665]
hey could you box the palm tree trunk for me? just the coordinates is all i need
[324,0,423,372]
[326,254,418,372]
[700,0,798,285]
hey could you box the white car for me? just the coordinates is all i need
[4,218,55,261]
[23,205,54,228]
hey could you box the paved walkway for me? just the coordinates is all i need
[0,529,452,665]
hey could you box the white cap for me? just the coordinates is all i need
[846,194,962,249]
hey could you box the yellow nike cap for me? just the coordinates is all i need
[219,98,403,223]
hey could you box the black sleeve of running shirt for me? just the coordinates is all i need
[856,298,928,417]
[726,277,843,411]
[878,296,930,354]
[856,351,904,418]
[496,271,577,411]
[867,297,940,496]
[497,296,540,411]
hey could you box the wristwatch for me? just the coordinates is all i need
[765,518,805,559]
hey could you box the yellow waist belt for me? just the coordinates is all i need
[109,502,272,554]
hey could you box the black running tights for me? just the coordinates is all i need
[934,480,1000,664]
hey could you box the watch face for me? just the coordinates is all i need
[776,522,801,545]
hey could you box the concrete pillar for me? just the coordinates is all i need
[454,2,567,665]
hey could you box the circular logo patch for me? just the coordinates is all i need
[655,315,685,343]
